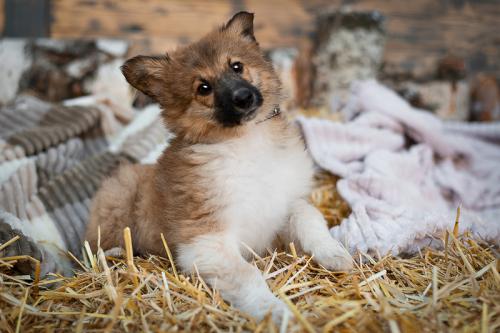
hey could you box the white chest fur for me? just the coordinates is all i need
[195,126,314,254]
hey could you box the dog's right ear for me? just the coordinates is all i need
[121,55,169,100]
[224,11,256,43]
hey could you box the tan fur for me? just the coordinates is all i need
[86,12,285,254]
[86,12,352,321]
[87,120,296,254]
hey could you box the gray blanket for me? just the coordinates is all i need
[0,95,167,275]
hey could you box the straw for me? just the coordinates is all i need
[0,174,498,332]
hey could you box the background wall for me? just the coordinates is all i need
[1,0,500,80]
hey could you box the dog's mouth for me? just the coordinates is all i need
[239,106,259,121]
[215,104,281,128]
[215,106,258,127]
[214,96,263,127]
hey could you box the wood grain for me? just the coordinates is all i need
[0,0,3,35]
[1,0,498,78]
[50,0,313,51]
[51,0,233,40]
[348,0,500,78]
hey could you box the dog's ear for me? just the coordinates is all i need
[224,11,256,42]
[121,55,169,100]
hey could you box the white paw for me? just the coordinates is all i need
[311,239,353,271]
[268,298,292,324]
[245,296,291,324]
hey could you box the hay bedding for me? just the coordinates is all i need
[1,174,499,332]
[0,92,499,332]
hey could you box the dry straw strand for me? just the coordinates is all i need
[0,174,498,332]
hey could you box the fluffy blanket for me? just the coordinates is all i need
[297,80,500,256]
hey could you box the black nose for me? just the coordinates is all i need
[232,88,254,110]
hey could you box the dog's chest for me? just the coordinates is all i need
[199,130,313,253]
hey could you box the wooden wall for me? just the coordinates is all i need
[0,0,3,35]
[1,0,499,79]
[353,0,500,79]
[49,0,313,53]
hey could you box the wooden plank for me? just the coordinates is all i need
[51,0,311,49]
[45,0,500,79]
[51,1,233,41]
[0,0,4,35]
[342,0,500,78]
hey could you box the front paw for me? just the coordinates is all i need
[268,298,292,325]
[311,239,353,271]
[243,296,291,324]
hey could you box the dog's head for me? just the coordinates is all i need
[122,12,281,143]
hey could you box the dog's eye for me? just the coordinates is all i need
[230,62,244,74]
[197,82,212,96]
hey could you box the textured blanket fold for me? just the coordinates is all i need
[297,80,500,256]
[0,95,167,275]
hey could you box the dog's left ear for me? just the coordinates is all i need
[224,11,256,42]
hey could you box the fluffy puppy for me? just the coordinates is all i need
[86,11,352,321]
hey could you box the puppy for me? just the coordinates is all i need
[86,11,352,321]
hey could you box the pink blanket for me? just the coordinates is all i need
[297,80,500,255]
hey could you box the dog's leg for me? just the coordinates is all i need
[286,199,353,270]
[177,233,289,322]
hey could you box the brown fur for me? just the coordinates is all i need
[120,14,280,144]
[86,12,287,254]
[86,15,353,321]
